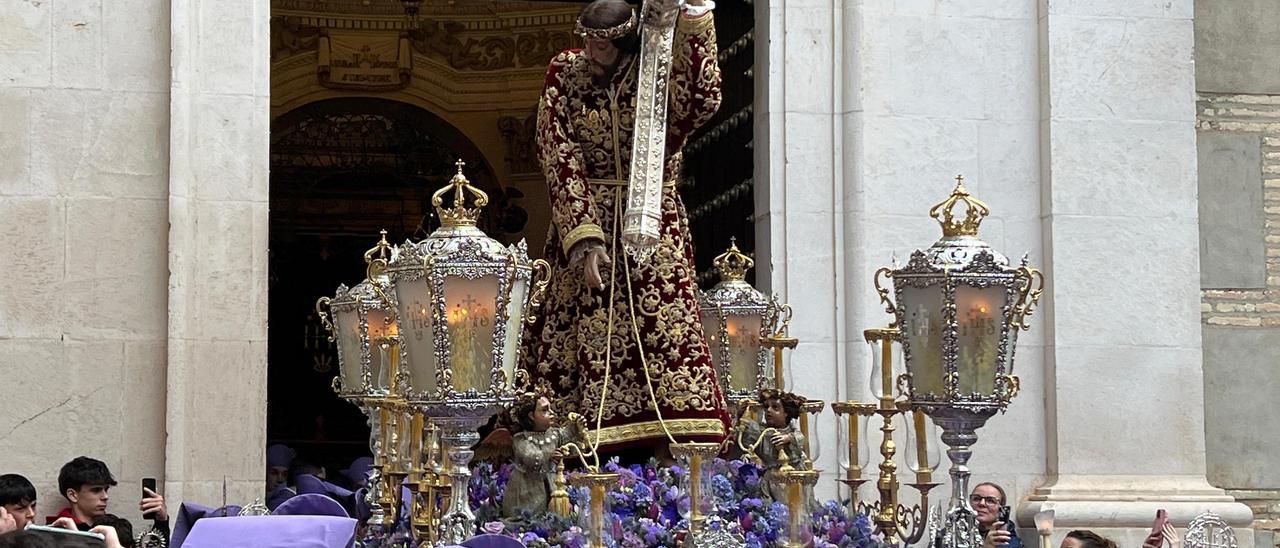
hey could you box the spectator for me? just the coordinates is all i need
[0,523,123,547]
[90,516,132,548]
[0,475,37,531]
[289,461,326,483]
[1061,530,1119,548]
[265,445,294,493]
[51,458,168,544]
[52,458,116,530]
[933,481,1023,548]
[265,445,296,511]
[339,457,372,491]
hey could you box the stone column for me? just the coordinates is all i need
[754,0,846,500]
[827,0,1048,512]
[163,0,271,507]
[1018,0,1253,544]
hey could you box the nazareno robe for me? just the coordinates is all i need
[521,12,731,452]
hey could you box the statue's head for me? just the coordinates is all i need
[511,390,557,432]
[576,0,639,84]
[759,389,805,428]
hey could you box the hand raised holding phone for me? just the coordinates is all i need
[1143,509,1169,548]
[140,478,168,522]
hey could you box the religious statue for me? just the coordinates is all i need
[521,0,731,456]
[471,393,588,518]
[737,390,811,503]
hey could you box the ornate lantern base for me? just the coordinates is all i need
[926,406,998,548]
[432,414,489,544]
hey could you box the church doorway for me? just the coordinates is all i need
[266,97,516,474]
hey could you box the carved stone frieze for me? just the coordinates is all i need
[272,16,321,61]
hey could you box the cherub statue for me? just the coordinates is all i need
[477,391,588,518]
[738,389,810,503]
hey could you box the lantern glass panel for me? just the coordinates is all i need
[700,309,723,366]
[443,275,499,393]
[725,313,762,392]
[900,284,946,397]
[367,307,394,391]
[954,284,1007,395]
[394,276,438,395]
[334,307,364,391]
[500,274,530,389]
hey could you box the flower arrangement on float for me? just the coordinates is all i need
[464,457,889,548]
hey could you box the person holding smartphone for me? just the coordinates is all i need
[970,482,1023,548]
[934,482,1023,548]
[50,457,170,544]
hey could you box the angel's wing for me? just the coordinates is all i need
[472,427,514,462]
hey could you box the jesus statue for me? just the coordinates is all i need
[521,0,731,456]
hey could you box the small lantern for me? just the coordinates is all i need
[699,239,780,405]
[383,160,548,544]
[317,231,400,398]
[315,231,403,528]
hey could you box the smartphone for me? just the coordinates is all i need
[997,505,1012,525]
[142,477,158,520]
[24,524,106,540]
[1150,509,1169,540]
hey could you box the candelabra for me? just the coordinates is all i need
[570,472,621,548]
[830,401,876,509]
[832,327,941,545]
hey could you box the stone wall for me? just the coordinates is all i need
[0,0,171,525]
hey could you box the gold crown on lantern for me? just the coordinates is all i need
[929,175,991,238]
[433,160,490,227]
[712,237,754,282]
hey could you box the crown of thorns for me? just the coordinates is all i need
[574,8,638,40]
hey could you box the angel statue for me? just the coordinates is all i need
[476,391,589,518]
[737,389,812,504]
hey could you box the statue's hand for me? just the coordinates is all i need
[568,412,589,438]
[583,246,610,290]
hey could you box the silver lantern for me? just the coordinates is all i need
[698,239,782,407]
[875,177,1044,548]
[315,231,402,528]
[383,161,549,543]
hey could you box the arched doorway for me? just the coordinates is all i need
[265,97,526,475]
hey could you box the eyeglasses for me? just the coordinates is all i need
[969,494,1000,506]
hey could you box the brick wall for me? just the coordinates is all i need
[1198,93,1280,326]
[1198,92,1280,544]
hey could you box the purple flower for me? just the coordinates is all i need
[482,521,504,534]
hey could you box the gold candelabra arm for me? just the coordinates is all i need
[901,481,942,544]
[315,297,335,340]
[525,259,551,324]
[873,267,896,319]
[1012,264,1045,330]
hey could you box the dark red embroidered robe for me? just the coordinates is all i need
[521,12,730,452]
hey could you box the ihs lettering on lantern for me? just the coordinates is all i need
[408,300,431,341]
